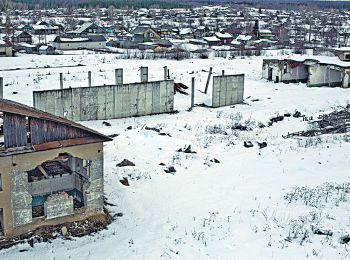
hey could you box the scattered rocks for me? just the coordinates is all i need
[108,134,119,138]
[120,177,130,186]
[116,159,135,167]
[115,212,123,217]
[257,142,267,149]
[293,110,302,118]
[313,228,332,236]
[177,145,196,154]
[145,126,160,132]
[210,158,220,163]
[164,166,176,174]
[284,113,291,117]
[340,235,350,244]
[159,132,172,137]
[159,162,166,166]
[231,124,248,131]
[102,121,111,126]
[270,115,284,123]
[244,141,254,148]
[126,126,132,130]
[61,226,68,236]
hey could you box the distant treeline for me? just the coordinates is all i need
[7,0,350,10]
[9,0,190,10]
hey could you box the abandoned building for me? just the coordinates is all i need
[262,58,309,84]
[262,56,350,88]
[0,99,112,238]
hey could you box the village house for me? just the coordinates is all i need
[32,21,60,35]
[258,29,274,40]
[9,31,32,44]
[131,26,160,43]
[203,35,221,46]
[38,45,56,55]
[0,99,112,237]
[71,22,107,35]
[52,35,106,50]
[215,32,233,45]
[0,40,13,57]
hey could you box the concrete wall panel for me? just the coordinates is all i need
[137,83,147,116]
[212,74,244,108]
[33,80,174,121]
[129,84,138,117]
[105,86,114,119]
[145,83,154,115]
[96,86,106,120]
[71,88,81,121]
[80,87,98,121]
[152,82,161,114]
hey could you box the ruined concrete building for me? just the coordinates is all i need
[0,99,112,237]
[262,56,350,88]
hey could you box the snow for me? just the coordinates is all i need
[0,53,350,259]
[59,37,89,42]
[266,55,350,68]
[215,32,232,39]
[236,35,252,41]
[203,36,220,42]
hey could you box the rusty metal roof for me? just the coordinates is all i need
[0,99,113,143]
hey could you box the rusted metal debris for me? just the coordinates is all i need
[284,106,350,138]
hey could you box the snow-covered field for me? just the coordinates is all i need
[0,53,350,260]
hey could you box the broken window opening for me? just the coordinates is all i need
[27,153,91,219]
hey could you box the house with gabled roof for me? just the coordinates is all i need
[131,25,160,43]
[0,99,112,238]
[71,22,107,35]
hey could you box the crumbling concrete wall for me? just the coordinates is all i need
[10,170,32,227]
[84,152,104,212]
[28,174,77,196]
[212,74,244,108]
[44,192,74,219]
[308,65,343,87]
[33,80,174,121]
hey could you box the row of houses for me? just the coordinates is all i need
[2,5,350,55]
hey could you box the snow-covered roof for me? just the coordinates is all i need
[265,55,350,68]
[230,40,242,45]
[180,28,192,35]
[215,32,232,39]
[60,37,89,42]
[236,35,252,41]
[73,22,93,34]
[33,25,58,30]
[259,29,272,34]
[332,47,350,52]
[203,36,220,42]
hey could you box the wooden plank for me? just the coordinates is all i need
[4,113,27,148]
